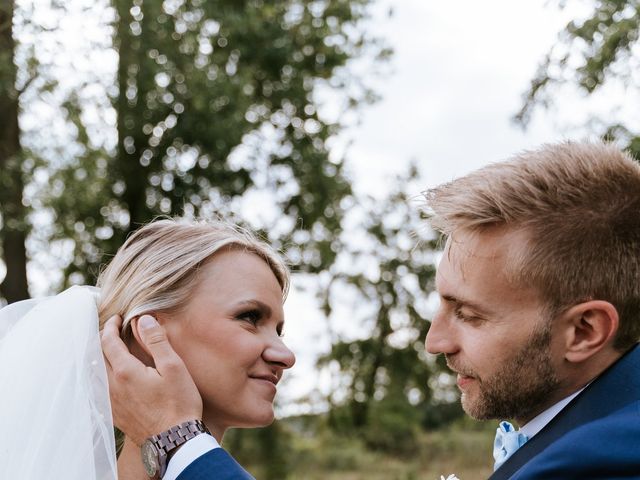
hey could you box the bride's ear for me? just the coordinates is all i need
[130,315,157,367]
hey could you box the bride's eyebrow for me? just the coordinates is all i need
[234,299,272,317]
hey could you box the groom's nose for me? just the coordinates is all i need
[425,307,458,355]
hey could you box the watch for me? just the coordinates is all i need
[141,419,210,479]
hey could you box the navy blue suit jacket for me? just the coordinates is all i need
[489,344,640,479]
[176,448,255,480]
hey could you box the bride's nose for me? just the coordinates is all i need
[263,338,296,369]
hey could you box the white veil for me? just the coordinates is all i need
[0,286,117,479]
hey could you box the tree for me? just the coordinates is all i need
[50,0,387,286]
[317,166,459,450]
[226,422,292,480]
[2,0,389,299]
[515,0,640,159]
[0,0,30,303]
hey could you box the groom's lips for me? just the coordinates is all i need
[446,358,476,388]
[456,374,475,388]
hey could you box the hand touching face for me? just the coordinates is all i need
[102,313,203,445]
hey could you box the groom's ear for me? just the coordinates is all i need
[130,315,157,368]
[561,300,619,363]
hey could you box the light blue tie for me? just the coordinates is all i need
[493,421,529,471]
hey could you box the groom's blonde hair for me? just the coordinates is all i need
[96,218,289,337]
[424,141,640,351]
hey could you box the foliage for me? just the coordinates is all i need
[53,0,387,286]
[515,0,640,130]
[316,165,460,441]
[2,0,389,296]
[226,423,292,480]
[226,414,495,480]
[362,393,422,454]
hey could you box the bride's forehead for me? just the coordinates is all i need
[189,252,283,300]
[199,250,278,280]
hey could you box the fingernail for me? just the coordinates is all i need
[139,315,158,330]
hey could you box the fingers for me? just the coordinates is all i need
[101,314,144,371]
[101,315,132,431]
[101,314,203,441]
[136,314,185,376]
[100,314,123,369]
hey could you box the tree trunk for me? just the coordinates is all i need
[114,0,149,234]
[0,0,29,303]
[351,308,391,428]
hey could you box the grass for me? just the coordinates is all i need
[242,420,496,480]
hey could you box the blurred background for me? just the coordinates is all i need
[1,0,638,478]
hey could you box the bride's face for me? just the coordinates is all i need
[159,249,295,432]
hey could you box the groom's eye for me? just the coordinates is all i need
[454,307,480,323]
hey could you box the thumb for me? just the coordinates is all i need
[137,314,183,374]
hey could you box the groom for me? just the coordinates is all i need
[104,141,640,478]
[423,141,640,478]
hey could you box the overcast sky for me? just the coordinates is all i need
[344,0,595,193]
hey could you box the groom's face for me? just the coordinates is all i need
[425,227,563,424]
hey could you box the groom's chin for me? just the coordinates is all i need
[460,391,495,421]
[460,392,478,418]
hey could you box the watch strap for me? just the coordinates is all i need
[152,419,210,459]
[147,419,210,478]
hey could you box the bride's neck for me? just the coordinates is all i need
[207,422,226,444]
[117,437,147,480]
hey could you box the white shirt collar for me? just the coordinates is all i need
[519,387,585,439]
[163,433,220,480]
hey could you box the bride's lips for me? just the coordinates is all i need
[249,373,279,390]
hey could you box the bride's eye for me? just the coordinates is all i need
[236,309,262,325]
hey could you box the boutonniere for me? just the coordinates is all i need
[440,475,460,480]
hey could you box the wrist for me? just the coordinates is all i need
[141,419,210,479]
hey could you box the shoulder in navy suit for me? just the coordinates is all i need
[491,344,640,480]
[511,401,640,479]
[177,448,255,480]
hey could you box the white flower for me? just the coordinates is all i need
[440,475,460,480]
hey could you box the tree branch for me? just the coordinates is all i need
[16,73,37,96]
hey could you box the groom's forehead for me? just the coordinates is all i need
[436,228,536,300]
[441,230,511,272]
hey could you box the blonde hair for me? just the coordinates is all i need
[96,218,289,337]
[424,141,640,350]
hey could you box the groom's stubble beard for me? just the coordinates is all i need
[448,319,560,422]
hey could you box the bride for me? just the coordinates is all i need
[0,218,296,479]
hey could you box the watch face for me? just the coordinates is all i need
[141,440,159,477]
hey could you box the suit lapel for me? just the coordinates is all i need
[489,344,640,480]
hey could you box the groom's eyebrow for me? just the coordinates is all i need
[440,293,493,316]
